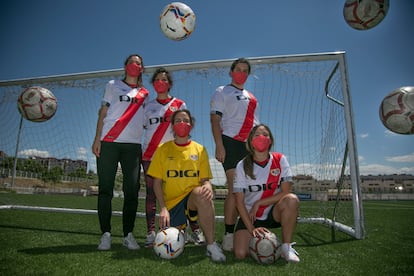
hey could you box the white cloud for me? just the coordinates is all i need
[360,133,369,139]
[209,158,226,186]
[359,164,414,175]
[77,147,87,160]
[385,152,414,163]
[291,163,343,180]
[292,161,414,177]
[398,167,414,174]
[384,130,398,137]
[89,164,97,173]
[18,149,50,158]
[210,156,414,184]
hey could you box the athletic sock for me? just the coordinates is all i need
[225,224,235,234]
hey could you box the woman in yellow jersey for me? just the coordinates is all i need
[147,109,225,262]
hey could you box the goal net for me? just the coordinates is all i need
[0,51,365,239]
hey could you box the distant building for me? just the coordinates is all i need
[293,174,414,194]
[28,156,87,175]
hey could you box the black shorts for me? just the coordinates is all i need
[235,207,281,232]
[222,135,247,171]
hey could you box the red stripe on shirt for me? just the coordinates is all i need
[255,152,282,218]
[142,99,184,160]
[233,92,257,142]
[103,87,148,142]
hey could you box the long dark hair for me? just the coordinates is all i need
[124,54,144,87]
[243,124,274,180]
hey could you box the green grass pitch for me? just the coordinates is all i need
[0,193,413,275]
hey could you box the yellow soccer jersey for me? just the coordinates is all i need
[147,140,213,210]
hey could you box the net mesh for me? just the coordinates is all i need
[0,52,364,238]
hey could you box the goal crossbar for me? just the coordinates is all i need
[0,51,347,87]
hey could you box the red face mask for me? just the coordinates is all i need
[173,122,192,137]
[126,63,142,77]
[251,135,271,152]
[231,71,248,85]
[153,80,170,94]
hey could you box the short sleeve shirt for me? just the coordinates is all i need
[147,140,213,210]
[210,84,259,142]
[101,80,148,143]
[233,152,293,220]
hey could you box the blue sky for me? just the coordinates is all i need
[0,0,413,176]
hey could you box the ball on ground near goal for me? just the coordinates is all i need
[153,227,185,259]
[343,0,389,30]
[379,86,414,135]
[160,2,196,41]
[17,86,57,122]
[249,231,281,264]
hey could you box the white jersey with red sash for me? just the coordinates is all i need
[142,97,186,161]
[101,80,148,143]
[210,84,260,142]
[233,152,293,220]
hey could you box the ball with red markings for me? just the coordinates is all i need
[17,86,57,122]
[379,86,414,135]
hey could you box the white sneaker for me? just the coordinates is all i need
[97,232,111,251]
[221,233,234,251]
[188,229,206,246]
[206,242,226,262]
[281,242,300,263]
[123,232,140,250]
[145,231,156,248]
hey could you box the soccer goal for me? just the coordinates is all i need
[0,51,365,239]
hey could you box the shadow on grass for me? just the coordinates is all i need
[19,244,97,254]
[3,223,224,265]
[295,225,356,247]
[18,243,152,257]
[0,224,98,237]
[17,242,224,266]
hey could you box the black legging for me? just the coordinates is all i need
[97,141,141,237]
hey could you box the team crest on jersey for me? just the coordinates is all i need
[190,154,198,161]
[169,106,178,112]
[270,169,280,176]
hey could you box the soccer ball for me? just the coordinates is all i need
[249,231,281,264]
[343,0,389,30]
[160,2,196,41]
[379,86,414,135]
[153,227,185,259]
[17,86,57,122]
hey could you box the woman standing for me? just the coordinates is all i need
[92,54,148,251]
[210,58,260,251]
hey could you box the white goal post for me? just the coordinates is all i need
[0,51,365,239]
